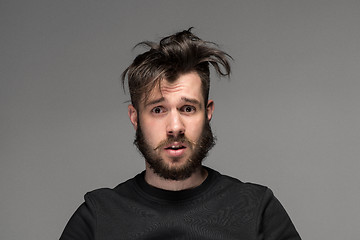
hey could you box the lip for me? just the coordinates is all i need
[164,142,187,157]
[164,148,186,157]
[164,141,186,148]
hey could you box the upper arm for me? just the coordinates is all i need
[60,194,96,240]
[257,188,301,240]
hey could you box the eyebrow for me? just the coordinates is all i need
[181,97,202,109]
[144,96,203,109]
[144,97,165,107]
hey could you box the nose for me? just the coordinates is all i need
[166,110,185,137]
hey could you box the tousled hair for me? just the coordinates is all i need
[121,28,232,109]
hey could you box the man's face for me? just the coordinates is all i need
[128,72,215,180]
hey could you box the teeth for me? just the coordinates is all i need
[170,145,182,149]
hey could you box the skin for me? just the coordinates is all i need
[128,72,214,191]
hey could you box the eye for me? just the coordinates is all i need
[151,106,165,114]
[181,105,196,113]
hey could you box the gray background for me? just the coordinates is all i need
[1,0,359,239]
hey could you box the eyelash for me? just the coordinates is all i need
[181,105,196,113]
[151,105,196,114]
[151,106,165,114]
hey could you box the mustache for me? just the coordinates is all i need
[153,135,197,151]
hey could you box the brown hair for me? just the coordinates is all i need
[121,28,232,109]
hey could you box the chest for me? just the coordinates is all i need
[95,194,259,240]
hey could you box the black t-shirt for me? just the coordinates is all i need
[60,167,301,240]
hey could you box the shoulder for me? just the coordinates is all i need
[205,168,276,215]
[84,177,138,209]
[211,170,301,238]
[208,167,270,199]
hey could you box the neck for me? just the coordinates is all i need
[144,165,208,191]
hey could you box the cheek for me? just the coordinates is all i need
[186,118,205,139]
[140,118,166,143]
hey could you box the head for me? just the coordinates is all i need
[122,29,232,180]
[122,28,231,110]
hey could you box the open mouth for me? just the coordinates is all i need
[165,145,186,150]
[163,143,187,157]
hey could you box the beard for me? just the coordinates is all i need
[134,118,216,181]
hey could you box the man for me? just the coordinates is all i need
[60,29,301,239]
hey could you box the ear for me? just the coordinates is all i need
[128,104,138,130]
[206,100,214,121]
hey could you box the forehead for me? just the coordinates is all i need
[144,72,203,105]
